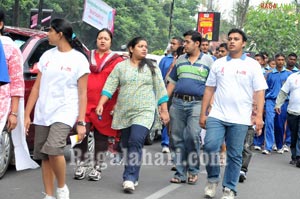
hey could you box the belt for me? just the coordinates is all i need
[173,93,203,102]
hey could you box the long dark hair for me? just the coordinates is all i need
[0,9,5,35]
[127,36,155,75]
[50,18,87,58]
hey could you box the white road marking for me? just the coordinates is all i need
[144,184,182,199]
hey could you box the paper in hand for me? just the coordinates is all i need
[70,134,85,148]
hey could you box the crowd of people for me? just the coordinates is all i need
[1,8,300,199]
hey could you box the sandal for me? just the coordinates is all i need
[187,174,198,185]
[170,177,186,184]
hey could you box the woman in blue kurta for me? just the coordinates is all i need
[96,37,169,193]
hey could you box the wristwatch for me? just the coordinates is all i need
[77,121,86,126]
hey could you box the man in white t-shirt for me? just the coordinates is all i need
[275,72,300,167]
[200,29,268,199]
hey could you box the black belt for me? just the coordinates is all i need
[173,93,203,102]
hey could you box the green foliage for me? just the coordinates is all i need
[1,0,200,52]
[244,4,300,56]
[151,49,165,55]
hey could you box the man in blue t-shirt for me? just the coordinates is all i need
[159,36,183,154]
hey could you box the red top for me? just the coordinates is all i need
[86,50,123,137]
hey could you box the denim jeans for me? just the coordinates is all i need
[121,125,149,182]
[169,97,201,181]
[287,113,300,160]
[204,117,248,193]
[161,126,170,147]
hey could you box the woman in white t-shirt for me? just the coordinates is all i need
[24,18,90,199]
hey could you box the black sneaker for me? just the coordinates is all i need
[239,171,247,183]
[289,160,297,165]
[296,159,300,168]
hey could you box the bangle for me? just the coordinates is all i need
[10,112,18,117]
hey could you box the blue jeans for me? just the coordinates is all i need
[161,126,170,147]
[169,97,201,181]
[121,125,149,182]
[204,117,248,193]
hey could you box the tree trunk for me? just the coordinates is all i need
[235,0,250,29]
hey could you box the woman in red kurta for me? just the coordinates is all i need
[74,28,123,181]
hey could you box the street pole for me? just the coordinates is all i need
[37,0,44,29]
[168,0,175,40]
[13,0,20,26]
[208,0,213,11]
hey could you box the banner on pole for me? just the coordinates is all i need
[82,0,115,33]
[197,12,220,41]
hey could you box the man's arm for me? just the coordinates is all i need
[254,90,265,135]
[166,82,175,97]
[199,86,215,129]
[275,90,288,114]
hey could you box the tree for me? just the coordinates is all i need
[2,0,201,53]
[228,0,250,29]
[244,3,300,56]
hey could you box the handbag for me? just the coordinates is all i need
[0,40,10,86]
[151,66,163,131]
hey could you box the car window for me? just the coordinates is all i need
[27,39,53,69]
[4,32,30,51]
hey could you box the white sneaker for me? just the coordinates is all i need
[253,146,261,151]
[88,166,102,181]
[277,148,284,154]
[272,145,278,151]
[162,146,170,153]
[204,182,218,198]
[43,194,56,199]
[123,180,135,193]
[74,165,87,180]
[283,144,290,152]
[262,149,270,155]
[220,187,235,199]
[56,185,69,199]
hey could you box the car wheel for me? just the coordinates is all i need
[145,129,157,145]
[0,127,13,179]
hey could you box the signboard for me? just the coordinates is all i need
[82,0,115,33]
[197,12,220,41]
[29,9,53,29]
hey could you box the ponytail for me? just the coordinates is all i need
[50,18,87,58]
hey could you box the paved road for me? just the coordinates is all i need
[1,141,300,199]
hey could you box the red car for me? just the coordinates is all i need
[0,26,90,179]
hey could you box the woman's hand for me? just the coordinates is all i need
[160,111,170,125]
[7,114,17,132]
[95,103,104,116]
[76,125,86,141]
[24,115,31,135]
